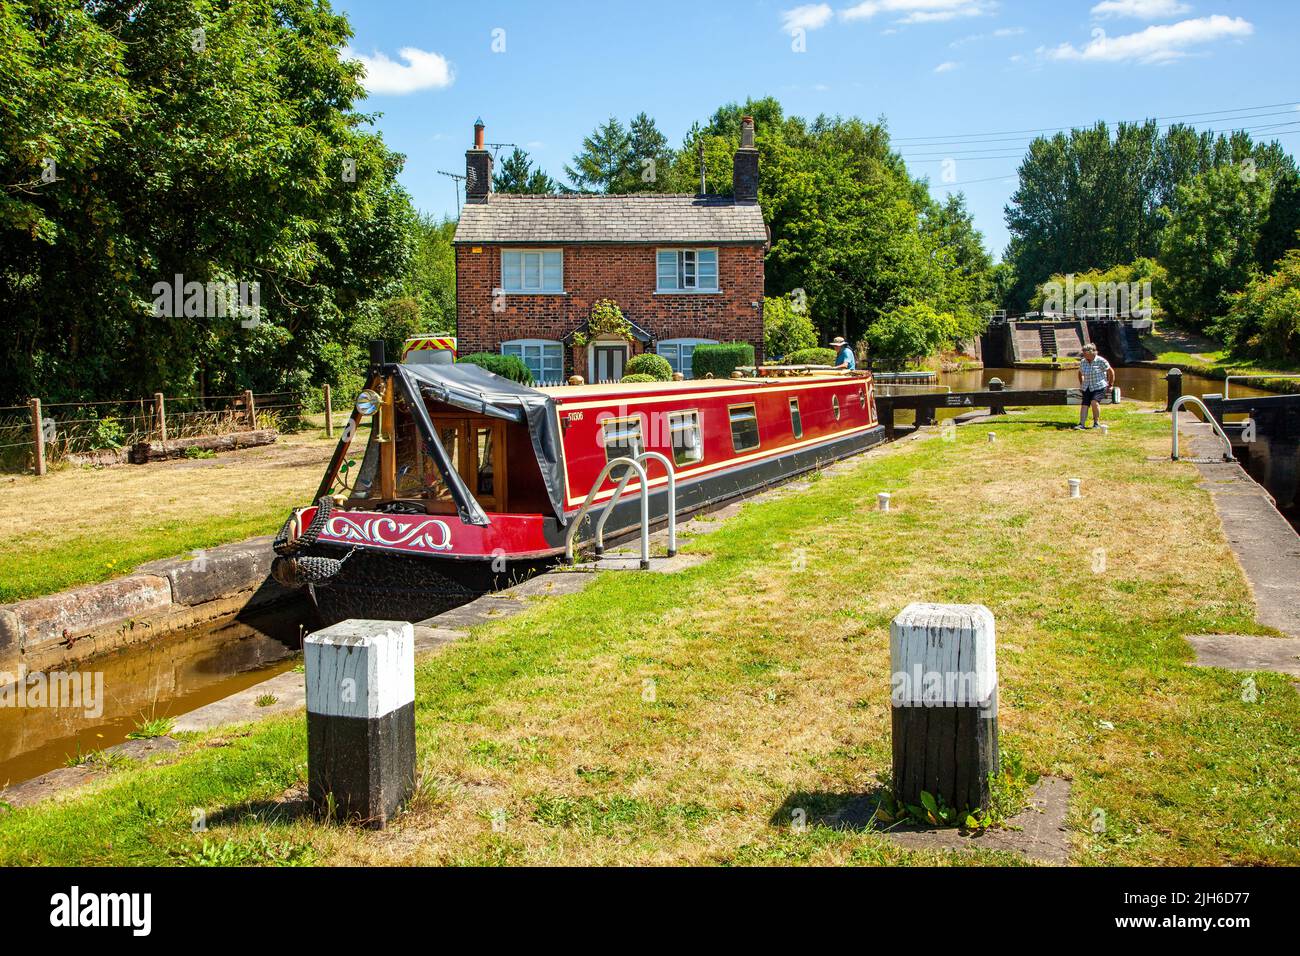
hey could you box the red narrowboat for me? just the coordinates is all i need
[271,350,885,623]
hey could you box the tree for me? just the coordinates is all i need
[493,147,559,194]
[0,0,414,404]
[763,294,817,359]
[565,117,632,193]
[1256,170,1300,272]
[1217,250,1300,362]
[865,305,959,369]
[1003,121,1297,310]
[625,112,672,193]
[1159,165,1275,330]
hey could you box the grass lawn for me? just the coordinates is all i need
[0,418,365,603]
[1141,322,1300,393]
[1,403,1296,866]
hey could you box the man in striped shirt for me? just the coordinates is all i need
[1075,344,1114,430]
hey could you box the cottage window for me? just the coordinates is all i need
[501,249,563,293]
[728,403,760,453]
[501,339,563,385]
[656,249,718,292]
[667,410,703,466]
[656,338,717,378]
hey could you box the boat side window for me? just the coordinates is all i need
[729,403,760,453]
[789,398,803,439]
[602,416,643,475]
[667,410,703,466]
[859,387,867,409]
[832,395,841,421]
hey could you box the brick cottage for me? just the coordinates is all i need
[452,118,768,383]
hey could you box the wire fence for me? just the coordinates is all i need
[1,390,314,474]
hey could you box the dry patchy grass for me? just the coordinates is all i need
[2,404,1296,866]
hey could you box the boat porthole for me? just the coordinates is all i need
[833,395,841,420]
[859,388,866,408]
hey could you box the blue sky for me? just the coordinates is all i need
[335,0,1299,259]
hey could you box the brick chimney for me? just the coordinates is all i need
[466,117,492,203]
[733,115,759,204]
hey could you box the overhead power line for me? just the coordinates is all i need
[891,101,1300,146]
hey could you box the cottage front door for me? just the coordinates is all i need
[593,344,627,383]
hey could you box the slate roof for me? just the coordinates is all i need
[452,193,767,246]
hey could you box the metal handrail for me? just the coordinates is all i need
[1170,395,1234,462]
[564,457,650,569]
[594,451,677,558]
[1225,372,1300,398]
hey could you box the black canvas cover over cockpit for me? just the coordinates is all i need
[396,363,567,525]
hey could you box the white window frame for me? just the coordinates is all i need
[501,248,564,294]
[656,248,719,293]
[667,410,703,466]
[501,338,564,385]
[656,337,717,379]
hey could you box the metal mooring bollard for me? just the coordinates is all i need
[890,603,999,814]
[306,619,416,828]
[1068,477,1082,498]
[987,432,996,443]
[877,492,891,512]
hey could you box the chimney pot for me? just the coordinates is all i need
[466,118,492,202]
[733,117,759,204]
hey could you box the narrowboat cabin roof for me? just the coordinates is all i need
[534,373,868,400]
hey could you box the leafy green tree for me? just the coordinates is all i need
[625,112,672,193]
[1217,250,1300,361]
[0,0,413,404]
[865,305,959,369]
[493,147,559,194]
[1256,170,1300,272]
[1003,121,1297,310]
[762,294,817,359]
[1159,165,1275,329]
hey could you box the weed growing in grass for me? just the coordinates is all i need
[127,716,175,739]
[254,694,278,707]
[183,447,216,460]
[183,834,316,866]
[63,747,130,771]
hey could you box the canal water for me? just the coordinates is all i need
[885,364,1276,423]
[0,601,309,788]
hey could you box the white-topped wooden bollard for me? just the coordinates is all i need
[306,619,416,828]
[877,492,891,512]
[1068,477,1082,498]
[890,603,998,814]
[1098,424,1109,437]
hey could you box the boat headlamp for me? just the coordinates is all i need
[355,389,381,416]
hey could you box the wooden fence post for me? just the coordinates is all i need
[30,397,46,476]
[324,384,334,437]
[890,603,998,814]
[243,389,256,429]
[306,620,416,828]
[154,392,167,443]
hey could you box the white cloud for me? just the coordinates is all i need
[1090,0,1192,19]
[934,60,961,72]
[1043,15,1252,64]
[842,0,995,24]
[992,26,1025,37]
[342,46,454,95]
[781,3,833,34]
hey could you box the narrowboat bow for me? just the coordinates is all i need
[272,352,885,623]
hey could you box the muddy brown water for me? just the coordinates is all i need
[0,600,310,789]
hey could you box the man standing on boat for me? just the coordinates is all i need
[1075,343,1114,430]
[831,337,856,371]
